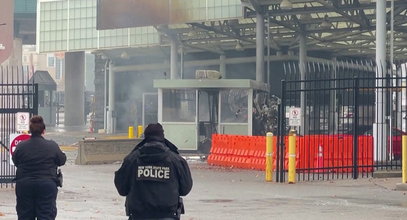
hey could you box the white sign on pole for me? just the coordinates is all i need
[289,107,301,127]
[16,112,30,132]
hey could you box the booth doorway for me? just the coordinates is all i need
[198,90,219,154]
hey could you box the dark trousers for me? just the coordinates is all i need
[15,180,58,220]
[129,218,177,220]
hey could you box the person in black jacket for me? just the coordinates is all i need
[12,115,66,220]
[114,123,193,220]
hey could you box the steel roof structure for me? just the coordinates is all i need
[36,0,407,63]
[152,0,407,62]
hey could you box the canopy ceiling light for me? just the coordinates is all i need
[187,31,196,37]
[320,15,332,29]
[235,40,244,51]
[120,51,129,59]
[280,0,293,10]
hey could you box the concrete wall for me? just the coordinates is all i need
[75,138,142,165]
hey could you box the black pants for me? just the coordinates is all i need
[15,180,58,220]
[129,218,177,220]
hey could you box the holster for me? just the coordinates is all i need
[56,168,63,187]
[127,198,184,220]
[176,197,185,218]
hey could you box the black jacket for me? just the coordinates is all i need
[12,135,66,183]
[114,136,193,219]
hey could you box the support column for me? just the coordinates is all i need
[266,17,271,87]
[107,61,116,134]
[170,38,179,79]
[396,64,402,129]
[374,0,388,161]
[329,58,338,134]
[256,13,265,83]
[299,34,307,135]
[219,54,226,79]
[180,46,184,79]
[64,51,85,126]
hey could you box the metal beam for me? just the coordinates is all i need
[112,55,299,72]
[317,0,369,28]
[244,1,407,18]
[248,0,262,12]
[189,22,255,44]
[386,5,407,23]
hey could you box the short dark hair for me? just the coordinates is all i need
[29,115,45,136]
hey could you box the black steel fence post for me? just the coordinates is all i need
[33,84,39,115]
[276,103,281,182]
[278,80,287,183]
[353,77,359,179]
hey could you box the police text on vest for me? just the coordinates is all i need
[137,165,170,181]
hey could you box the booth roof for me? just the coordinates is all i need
[29,70,57,91]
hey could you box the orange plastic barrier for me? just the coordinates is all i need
[207,134,374,173]
[208,134,274,170]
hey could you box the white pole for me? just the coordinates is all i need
[256,13,265,83]
[299,34,307,135]
[170,37,179,79]
[374,0,388,161]
[220,54,226,79]
[390,0,394,67]
[107,61,116,134]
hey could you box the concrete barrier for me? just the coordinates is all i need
[75,138,142,165]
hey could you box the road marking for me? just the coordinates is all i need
[60,145,78,151]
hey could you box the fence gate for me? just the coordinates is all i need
[0,67,38,187]
[276,61,407,182]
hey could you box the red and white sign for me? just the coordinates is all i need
[16,112,30,132]
[289,107,302,127]
[9,133,30,165]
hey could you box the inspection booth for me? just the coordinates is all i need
[30,71,57,126]
[154,79,269,153]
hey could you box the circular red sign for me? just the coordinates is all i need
[10,134,31,156]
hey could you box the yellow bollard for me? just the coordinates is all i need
[128,126,134,138]
[288,129,296,184]
[403,135,407,183]
[265,132,273,182]
[137,125,143,138]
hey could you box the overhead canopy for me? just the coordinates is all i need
[38,0,407,61]
[161,0,407,60]
[103,0,407,63]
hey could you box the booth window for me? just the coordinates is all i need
[220,89,248,123]
[163,89,196,122]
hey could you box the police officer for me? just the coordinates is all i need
[115,123,193,220]
[12,115,66,220]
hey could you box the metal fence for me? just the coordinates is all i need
[0,66,38,187]
[275,61,407,182]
